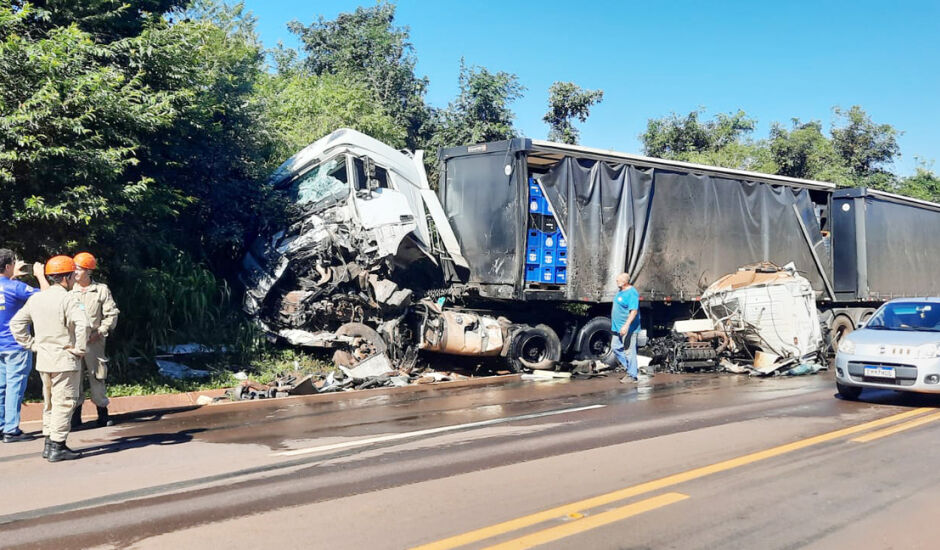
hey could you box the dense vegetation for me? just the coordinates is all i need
[1,1,936,386]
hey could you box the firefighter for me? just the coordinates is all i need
[10,255,88,462]
[70,252,119,428]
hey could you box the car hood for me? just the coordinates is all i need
[849,328,940,348]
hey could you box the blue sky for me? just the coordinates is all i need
[242,0,939,175]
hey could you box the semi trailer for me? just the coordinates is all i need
[240,129,940,371]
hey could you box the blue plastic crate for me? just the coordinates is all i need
[528,180,542,198]
[541,266,554,283]
[554,267,567,284]
[557,233,567,250]
[528,196,540,214]
[542,231,557,250]
[538,196,553,215]
[525,264,541,282]
[526,246,540,264]
[542,249,554,265]
[557,249,567,265]
[526,229,541,249]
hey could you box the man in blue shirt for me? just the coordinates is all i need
[610,272,641,383]
[0,248,47,442]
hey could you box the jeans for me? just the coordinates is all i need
[612,331,638,380]
[0,348,33,434]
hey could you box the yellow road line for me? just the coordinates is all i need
[483,493,689,550]
[851,410,940,443]
[411,407,932,550]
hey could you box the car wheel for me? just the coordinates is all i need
[836,381,862,401]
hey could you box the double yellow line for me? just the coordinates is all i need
[414,407,938,550]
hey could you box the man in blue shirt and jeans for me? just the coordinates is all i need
[611,272,641,383]
[0,248,47,442]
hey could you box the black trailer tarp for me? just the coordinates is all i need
[539,158,831,302]
[441,151,525,288]
[860,195,940,298]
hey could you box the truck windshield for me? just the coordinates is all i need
[866,302,940,332]
[289,157,349,207]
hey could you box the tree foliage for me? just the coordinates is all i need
[641,109,757,160]
[640,106,936,199]
[543,81,603,145]
[432,59,524,147]
[287,1,429,149]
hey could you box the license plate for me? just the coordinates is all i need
[864,366,896,379]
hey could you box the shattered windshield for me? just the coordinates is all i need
[866,302,940,332]
[289,157,349,207]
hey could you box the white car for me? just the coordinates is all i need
[835,298,940,399]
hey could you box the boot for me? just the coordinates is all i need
[96,406,113,427]
[47,440,81,462]
[70,407,83,430]
[42,437,52,459]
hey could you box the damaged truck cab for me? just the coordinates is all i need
[240,129,517,369]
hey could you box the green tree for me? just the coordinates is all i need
[287,2,430,149]
[433,59,524,147]
[257,70,405,163]
[543,81,603,145]
[896,162,940,202]
[831,105,901,189]
[0,2,177,254]
[1,1,277,364]
[768,119,853,186]
[640,109,757,160]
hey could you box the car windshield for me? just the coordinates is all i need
[289,157,349,208]
[865,302,940,332]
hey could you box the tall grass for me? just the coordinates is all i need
[107,254,260,382]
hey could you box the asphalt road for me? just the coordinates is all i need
[1,369,939,549]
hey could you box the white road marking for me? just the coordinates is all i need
[272,404,606,457]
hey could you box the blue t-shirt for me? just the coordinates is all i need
[0,275,39,351]
[611,287,640,334]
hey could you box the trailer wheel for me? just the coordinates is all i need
[830,316,855,353]
[507,324,561,372]
[575,316,617,367]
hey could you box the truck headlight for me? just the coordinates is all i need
[839,339,855,355]
[918,343,940,358]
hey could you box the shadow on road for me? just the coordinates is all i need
[838,388,940,408]
[77,428,206,458]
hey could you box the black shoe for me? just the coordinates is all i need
[96,406,113,427]
[71,408,84,430]
[47,440,81,462]
[42,437,52,459]
[3,432,29,443]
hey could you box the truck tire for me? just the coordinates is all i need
[507,324,561,372]
[575,316,617,367]
[836,382,862,401]
[830,316,854,353]
[333,322,388,367]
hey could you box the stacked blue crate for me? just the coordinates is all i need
[525,179,567,285]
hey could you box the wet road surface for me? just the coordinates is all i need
[1,370,939,549]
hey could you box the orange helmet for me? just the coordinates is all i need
[45,255,76,275]
[73,252,97,270]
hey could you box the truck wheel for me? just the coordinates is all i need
[508,324,561,372]
[836,382,862,401]
[575,316,617,367]
[334,322,388,367]
[830,316,854,353]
